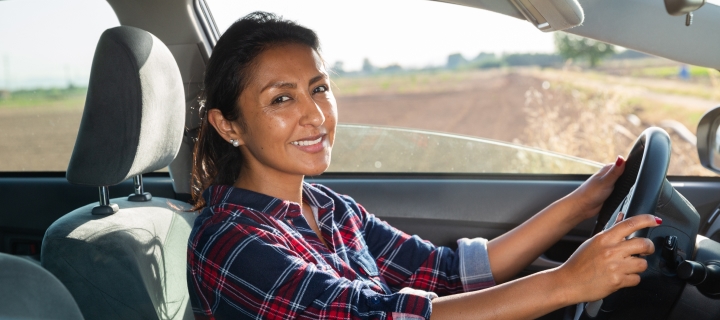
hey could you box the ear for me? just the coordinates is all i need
[207,109,246,145]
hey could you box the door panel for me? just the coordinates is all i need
[2,173,720,269]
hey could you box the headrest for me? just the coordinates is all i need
[67,26,184,186]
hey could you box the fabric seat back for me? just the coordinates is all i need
[0,253,84,320]
[42,26,195,320]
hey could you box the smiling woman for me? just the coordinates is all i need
[186,11,663,320]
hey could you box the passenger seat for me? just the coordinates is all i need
[0,252,83,319]
[41,26,196,320]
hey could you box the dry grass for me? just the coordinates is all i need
[518,78,711,176]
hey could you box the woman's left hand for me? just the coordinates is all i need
[566,156,625,222]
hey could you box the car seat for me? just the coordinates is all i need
[41,26,196,320]
[0,253,84,319]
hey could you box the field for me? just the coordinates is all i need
[2,57,719,176]
[332,60,720,176]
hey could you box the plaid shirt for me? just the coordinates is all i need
[187,183,495,319]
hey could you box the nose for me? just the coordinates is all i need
[298,93,325,127]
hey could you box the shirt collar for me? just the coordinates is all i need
[203,182,334,220]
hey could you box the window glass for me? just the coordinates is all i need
[206,0,720,175]
[0,0,120,171]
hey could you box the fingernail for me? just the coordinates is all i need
[654,216,663,225]
[615,156,625,167]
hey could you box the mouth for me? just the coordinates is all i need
[290,134,324,147]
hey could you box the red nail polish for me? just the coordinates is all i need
[654,216,663,225]
[615,157,625,167]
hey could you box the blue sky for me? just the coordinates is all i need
[0,0,555,90]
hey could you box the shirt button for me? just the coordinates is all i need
[369,296,381,306]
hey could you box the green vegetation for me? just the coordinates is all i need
[0,86,87,110]
[448,53,562,70]
[631,65,710,78]
[554,32,615,68]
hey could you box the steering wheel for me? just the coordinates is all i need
[593,127,671,236]
[574,127,694,319]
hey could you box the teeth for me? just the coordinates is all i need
[292,136,322,146]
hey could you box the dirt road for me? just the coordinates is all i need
[336,72,540,143]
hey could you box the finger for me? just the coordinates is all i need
[607,214,661,242]
[621,274,641,288]
[618,237,655,257]
[623,256,649,274]
[614,212,626,225]
[594,163,613,177]
[601,156,626,181]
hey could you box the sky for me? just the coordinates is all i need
[0,0,120,89]
[0,0,556,90]
[207,0,556,70]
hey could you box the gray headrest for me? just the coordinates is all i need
[67,26,184,186]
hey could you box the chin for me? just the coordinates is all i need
[300,159,331,176]
[303,165,329,176]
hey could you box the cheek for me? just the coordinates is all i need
[245,109,295,150]
[324,97,338,124]
[323,100,338,147]
[264,114,293,139]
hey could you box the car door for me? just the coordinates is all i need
[3,1,720,320]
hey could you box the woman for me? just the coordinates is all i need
[187,12,659,320]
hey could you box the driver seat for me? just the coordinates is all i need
[41,26,195,320]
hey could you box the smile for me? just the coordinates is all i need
[290,135,323,146]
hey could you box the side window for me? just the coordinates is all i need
[0,0,120,171]
[205,0,719,176]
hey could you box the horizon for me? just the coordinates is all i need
[0,0,630,90]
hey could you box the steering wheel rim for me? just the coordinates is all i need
[577,127,672,319]
[592,127,672,236]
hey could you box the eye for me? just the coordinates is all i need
[313,85,329,94]
[272,95,291,104]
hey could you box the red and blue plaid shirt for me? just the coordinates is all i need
[187,183,495,319]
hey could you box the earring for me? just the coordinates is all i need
[230,139,239,147]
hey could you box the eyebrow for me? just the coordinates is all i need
[260,73,327,93]
[261,81,296,93]
[309,73,327,86]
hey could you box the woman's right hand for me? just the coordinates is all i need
[555,214,661,305]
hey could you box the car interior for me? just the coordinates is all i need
[4,0,720,319]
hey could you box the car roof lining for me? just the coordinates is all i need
[442,0,720,70]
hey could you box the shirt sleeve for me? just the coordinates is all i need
[345,198,496,295]
[188,221,433,320]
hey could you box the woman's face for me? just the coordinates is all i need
[234,43,337,177]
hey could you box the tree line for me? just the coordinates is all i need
[332,33,644,76]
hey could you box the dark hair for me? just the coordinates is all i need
[191,11,321,210]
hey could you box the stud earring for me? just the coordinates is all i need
[230,139,239,147]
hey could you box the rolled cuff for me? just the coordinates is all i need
[457,237,496,292]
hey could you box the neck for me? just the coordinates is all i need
[233,163,305,205]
